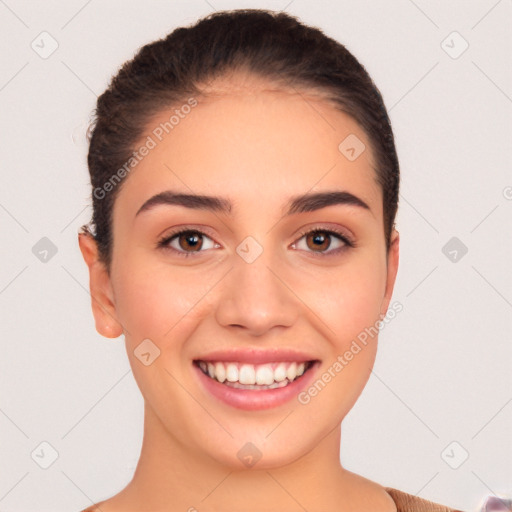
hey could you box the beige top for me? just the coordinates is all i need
[384,488,464,511]
[80,487,465,511]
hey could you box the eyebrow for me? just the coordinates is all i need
[135,189,371,218]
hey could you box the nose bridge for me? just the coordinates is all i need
[215,234,297,335]
[237,236,280,295]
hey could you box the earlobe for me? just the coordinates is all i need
[380,228,400,319]
[78,232,124,339]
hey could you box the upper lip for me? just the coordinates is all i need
[194,348,319,365]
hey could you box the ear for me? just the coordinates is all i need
[78,231,124,338]
[379,228,400,319]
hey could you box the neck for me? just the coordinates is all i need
[112,402,373,511]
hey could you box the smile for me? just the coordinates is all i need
[195,360,315,390]
[193,357,320,410]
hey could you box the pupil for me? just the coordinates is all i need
[310,231,329,250]
[182,232,201,250]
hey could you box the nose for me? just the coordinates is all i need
[215,248,299,338]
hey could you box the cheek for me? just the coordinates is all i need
[314,259,386,409]
[294,256,386,346]
[111,260,207,342]
[294,270,384,420]
[111,264,208,401]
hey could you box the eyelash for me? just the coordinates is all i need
[156,226,355,259]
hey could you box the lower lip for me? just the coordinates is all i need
[193,361,320,411]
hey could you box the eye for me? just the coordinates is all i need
[291,227,354,256]
[157,228,219,258]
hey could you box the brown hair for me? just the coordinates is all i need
[82,8,399,271]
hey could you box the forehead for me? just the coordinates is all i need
[114,76,382,221]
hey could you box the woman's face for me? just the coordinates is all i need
[81,76,399,469]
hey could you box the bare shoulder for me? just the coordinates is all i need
[78,486,137,512]
[341,470,397,511]
[79,498,114,512]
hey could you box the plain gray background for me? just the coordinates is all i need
[1,1,511,511]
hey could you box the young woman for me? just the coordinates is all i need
[78,9,465,512]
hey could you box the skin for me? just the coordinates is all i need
[79,71,400,512]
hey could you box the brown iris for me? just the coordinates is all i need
[305,230,331,252]
[178,231,203,252]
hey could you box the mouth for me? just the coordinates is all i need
[192,358,320,410]
[193,360,317,390]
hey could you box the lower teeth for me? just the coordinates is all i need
[221,379,291,390]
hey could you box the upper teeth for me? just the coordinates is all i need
[198,361,308,385]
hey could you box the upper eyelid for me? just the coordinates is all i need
[296,226,353,243]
